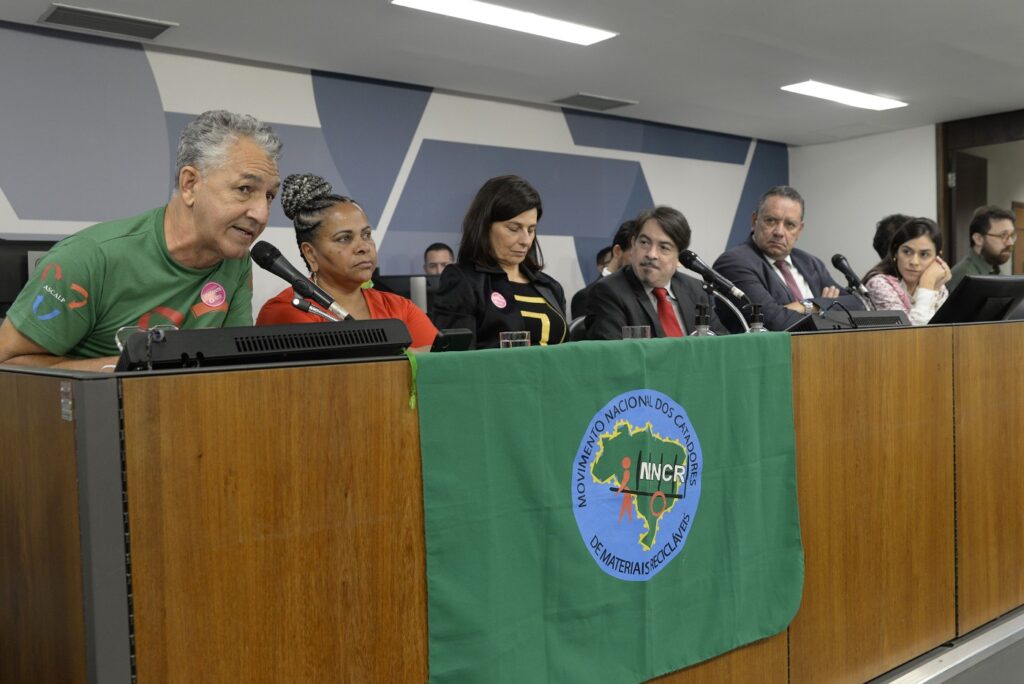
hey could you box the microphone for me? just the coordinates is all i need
[679,250,750,304]
[831,254,870,298]
[250,242,351,320]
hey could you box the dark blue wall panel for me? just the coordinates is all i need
[312,72,432,226]
[0,23,168,220]
[726,141,790,247]
[563,109,751,164]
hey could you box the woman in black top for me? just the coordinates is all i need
[433,175,567,349]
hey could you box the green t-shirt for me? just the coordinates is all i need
[948,250,1001,292]
[7,206,253,358]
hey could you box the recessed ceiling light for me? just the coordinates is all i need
[391,0,617,46]
[780,80,907,111]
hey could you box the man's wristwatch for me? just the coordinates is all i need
[801,299,815,315]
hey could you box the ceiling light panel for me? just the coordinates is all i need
[781,80,907,111]
[391,0,616,46]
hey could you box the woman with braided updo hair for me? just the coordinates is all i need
[255,173,437,348]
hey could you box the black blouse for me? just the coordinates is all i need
[432,263,567,349]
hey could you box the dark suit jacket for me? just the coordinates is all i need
[570,275,603,320]
[712,235,864,332]
[584,266,727,340]
[432,262,566,349]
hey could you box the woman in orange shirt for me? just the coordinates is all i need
[256,173,437,349]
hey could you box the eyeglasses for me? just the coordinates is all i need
[634,235,678,257]
[984,231,1018,244]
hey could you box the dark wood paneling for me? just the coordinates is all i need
[122,361,427,682]
[0,373,86,683]
[954,322,1024,634]
[943,108,1024,151]
[788,328,956,683]
[952,152,988,264]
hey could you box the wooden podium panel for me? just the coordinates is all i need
[955,322,1024,634]
[0,373,86,684]
[788,328,956,683]
[121,360,426,682]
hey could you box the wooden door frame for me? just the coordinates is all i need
[938,109,1024,263]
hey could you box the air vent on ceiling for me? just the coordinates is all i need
[39,3,177,40]
[552,92,637,112]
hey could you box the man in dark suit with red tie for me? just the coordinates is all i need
[712,185,863,332]
[584,206,727,339]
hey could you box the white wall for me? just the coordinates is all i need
[789,125,937,279]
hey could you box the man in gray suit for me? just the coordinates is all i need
[713,185,863,331]
[585,206,726,339]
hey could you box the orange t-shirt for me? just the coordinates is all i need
[256,285,438,348]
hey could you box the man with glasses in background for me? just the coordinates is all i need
[584,206,726,339]
[948,206,1018,291]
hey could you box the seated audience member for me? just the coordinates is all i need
[596,246,614,272]
[432,175,566,348]
[712,185,864,331]
[0,110,281,371]
[570,220,635,318]
[256,174,437,349]
[585,206,727,339]
[423,242,454,275]
[948,206,1017,291]
[873,213,911,260]
[864,218,951,325]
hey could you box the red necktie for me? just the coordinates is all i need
[652,287,684,337]
[774,260,804,301]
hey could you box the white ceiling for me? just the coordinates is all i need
[4,0,1024,146]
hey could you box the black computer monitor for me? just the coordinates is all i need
[929,275,1024,325]
[0,238,57,317]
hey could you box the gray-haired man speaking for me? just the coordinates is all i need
[0,110,282,371]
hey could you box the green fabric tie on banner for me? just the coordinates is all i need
[416,334,803,683]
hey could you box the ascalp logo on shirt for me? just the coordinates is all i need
[571,390,702,581]
[32,263,89,321]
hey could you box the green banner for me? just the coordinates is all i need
[416,334,803,682]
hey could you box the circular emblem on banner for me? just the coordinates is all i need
[571,389,702,581]
[201,281,227,307]
[490,291,507,309]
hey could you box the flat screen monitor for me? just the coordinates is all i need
[0,238,57,317]
[929,275,1024,325]
[372,274,440,314]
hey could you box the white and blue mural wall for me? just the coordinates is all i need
[0,21,788,316]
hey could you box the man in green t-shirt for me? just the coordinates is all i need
[0,110,282,371]
[948,205,1017,292]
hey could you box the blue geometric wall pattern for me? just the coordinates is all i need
[0,22,169,221]
[726,141,789,247]
[166,113,350,229]
[380,139,653,280]
[312,72,432,226]
[563,109,750,164]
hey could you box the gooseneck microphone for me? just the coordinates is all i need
[250,241,351,320]
[679,250,750,304]
[831,254,870,298]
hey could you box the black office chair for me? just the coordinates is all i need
[568,316,587,342]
